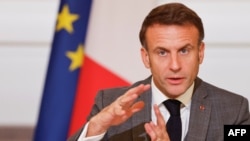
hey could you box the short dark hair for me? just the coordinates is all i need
[139,3,204,48]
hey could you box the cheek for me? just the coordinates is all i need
[150,58,168,72]
[182,56,200,70]
[188,57,200,74]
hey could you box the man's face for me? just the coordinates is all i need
[141,24,204,98]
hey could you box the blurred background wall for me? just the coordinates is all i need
[0,0,249,140]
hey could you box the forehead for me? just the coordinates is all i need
[145,24,200,48]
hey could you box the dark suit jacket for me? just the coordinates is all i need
[68,77,250,141]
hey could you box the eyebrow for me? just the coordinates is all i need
[179,43,194,49]
[154,43,194,51]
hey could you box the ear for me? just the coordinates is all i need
[140,47,150,68]
[198,42,205,64]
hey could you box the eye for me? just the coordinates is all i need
[158,49,167,56]
[180,48,189,54]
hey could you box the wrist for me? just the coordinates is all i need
[86,116,109,137]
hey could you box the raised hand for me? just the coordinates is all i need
[86,84,150,137]
[144,104,170,141]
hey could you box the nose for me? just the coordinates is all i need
[169,54,181,72]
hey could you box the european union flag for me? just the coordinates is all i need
[33,0,92,140]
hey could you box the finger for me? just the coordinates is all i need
[123,84,150,98]
[118,93,138,108]
[130,101,145,113]
[144,122,157,140]
[145,121,170,141]
[117,101,145,119]
[153,104,166,128]
[118,84,150,108]
[114,99,144,116]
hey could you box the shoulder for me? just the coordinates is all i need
[194,77,249,115]
[198,78,247,102]
[195,78,250,124]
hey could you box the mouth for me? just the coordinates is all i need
[167,77,184,85]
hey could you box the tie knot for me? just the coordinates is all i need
[163,99,181,116]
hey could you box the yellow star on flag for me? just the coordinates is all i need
[56,4,79,33]
[66,44,84,71]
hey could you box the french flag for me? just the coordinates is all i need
[34,0,152,140]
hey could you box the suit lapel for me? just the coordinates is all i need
[185,78,212,141]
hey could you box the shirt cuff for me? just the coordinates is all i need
[77,122,106,141]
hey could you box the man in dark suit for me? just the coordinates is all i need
[68,2,250,141]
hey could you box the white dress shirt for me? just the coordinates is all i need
[78,79,194,141]
[151,80,194,141]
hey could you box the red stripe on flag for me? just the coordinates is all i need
[68,55,130,136]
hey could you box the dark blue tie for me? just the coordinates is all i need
[163,99,182,141]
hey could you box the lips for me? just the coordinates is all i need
[167,77,184,85]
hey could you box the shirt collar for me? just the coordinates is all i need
[151,78,194,107]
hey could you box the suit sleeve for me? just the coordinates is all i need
[67,91,105,141]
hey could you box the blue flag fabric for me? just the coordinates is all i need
[34,0,92,140]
